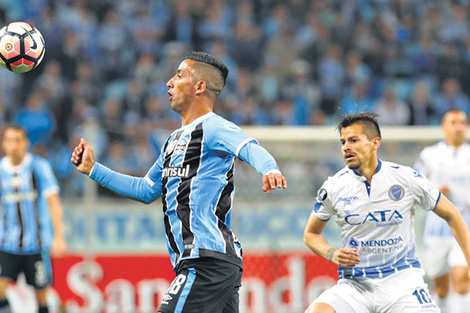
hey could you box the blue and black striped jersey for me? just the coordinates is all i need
[90,112,281,269]
[0,153,59,254]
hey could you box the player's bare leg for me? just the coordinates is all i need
[434,274,450,298]
[450,266,469,313]
[433,274,450,312]
[0,279,10,313]
[35,289,48,313]
[305,302,336,313]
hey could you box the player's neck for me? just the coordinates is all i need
[180,103,213,126]
[446,139,464,148]
[357,158,379,183]
[8,155,25,166]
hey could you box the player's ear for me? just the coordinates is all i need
[373,137,381,150]
[195,80,207,95]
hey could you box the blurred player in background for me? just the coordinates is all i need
[303,112,470,313]
[71,51,287,313]
[414,110,470,313]
[0,125,67,313]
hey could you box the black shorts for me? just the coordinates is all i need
[158,257,243,313]
[0,250,52,289]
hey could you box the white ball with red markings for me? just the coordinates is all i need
[0,21,45,73]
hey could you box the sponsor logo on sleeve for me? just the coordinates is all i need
[317,188,328,202]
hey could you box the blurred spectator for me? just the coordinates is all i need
[436,43,464,85]
[101,141,139,176]
[129,6,165,54]
[281,59,320,125]
[375,87,411,125]
[15,92,56,146]
[339,83,374,114]
[434,77,470,119]
[318,44,345,116]
[344,50,371,93]
[408,81,435,125]
[228,22,264,70]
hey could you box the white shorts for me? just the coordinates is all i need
[313,268,440,313]
[424,236,467,278]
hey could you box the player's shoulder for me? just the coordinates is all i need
[203,113,243,132]
[323,166,355,187]
[381,160,412,172]
[381,160,422,179]
[31,154,51,165]
[419,141,447,157]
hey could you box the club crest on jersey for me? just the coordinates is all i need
[224,121,241,131]
[317,188,328,202]
[388,185,405,201]
[174,138,188,155]
[166,140,177,155]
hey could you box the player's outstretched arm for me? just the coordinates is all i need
[304,211,361,267]
[71,138,95,175]
[433,194,470,269]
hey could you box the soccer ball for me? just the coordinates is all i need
[0,22,45,73]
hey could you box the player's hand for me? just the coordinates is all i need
[332,248,361,267]
[51,236,67,258]
[71,138,95,176]
[262,171,287,194]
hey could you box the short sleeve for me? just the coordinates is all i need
[313,179,336,221]
[408,168,441,211]
[34,157,59,197]
[413,150,430,176]
[204,118,257,157]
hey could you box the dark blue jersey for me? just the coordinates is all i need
[0,154,59,254]
[91,113,281,269]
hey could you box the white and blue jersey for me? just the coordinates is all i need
[314,160,441,279]
[90,112,280,270]
[0,153,59,254]
[414,141,470,237]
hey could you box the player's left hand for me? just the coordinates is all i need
[263,171,287,194]
[51,236,67,258]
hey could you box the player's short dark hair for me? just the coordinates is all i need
[185,51,229,86]
[2,123,28,138]
[336,112,381,140]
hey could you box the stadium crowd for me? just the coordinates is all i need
[0,0,469,196]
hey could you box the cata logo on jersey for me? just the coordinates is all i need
[345,209,404,226]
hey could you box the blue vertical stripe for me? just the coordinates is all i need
[175,267,196,313]
[41,250,53,285]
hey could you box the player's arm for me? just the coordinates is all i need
[304,210,361,267]
[47,192,67,257]
[433,194,470,267]
[237,141,287,194]
[71,138,162,203]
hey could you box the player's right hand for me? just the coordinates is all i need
[71,138,95,176]
[332,248,361,267]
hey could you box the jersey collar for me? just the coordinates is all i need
[181,112,215,129]
[2,153,33,173]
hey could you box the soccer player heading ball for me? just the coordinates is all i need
[71,51,287,313]
[304,112,470,313]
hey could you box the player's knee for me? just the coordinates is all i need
[453,280,469,294]
[434,285,449,298]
